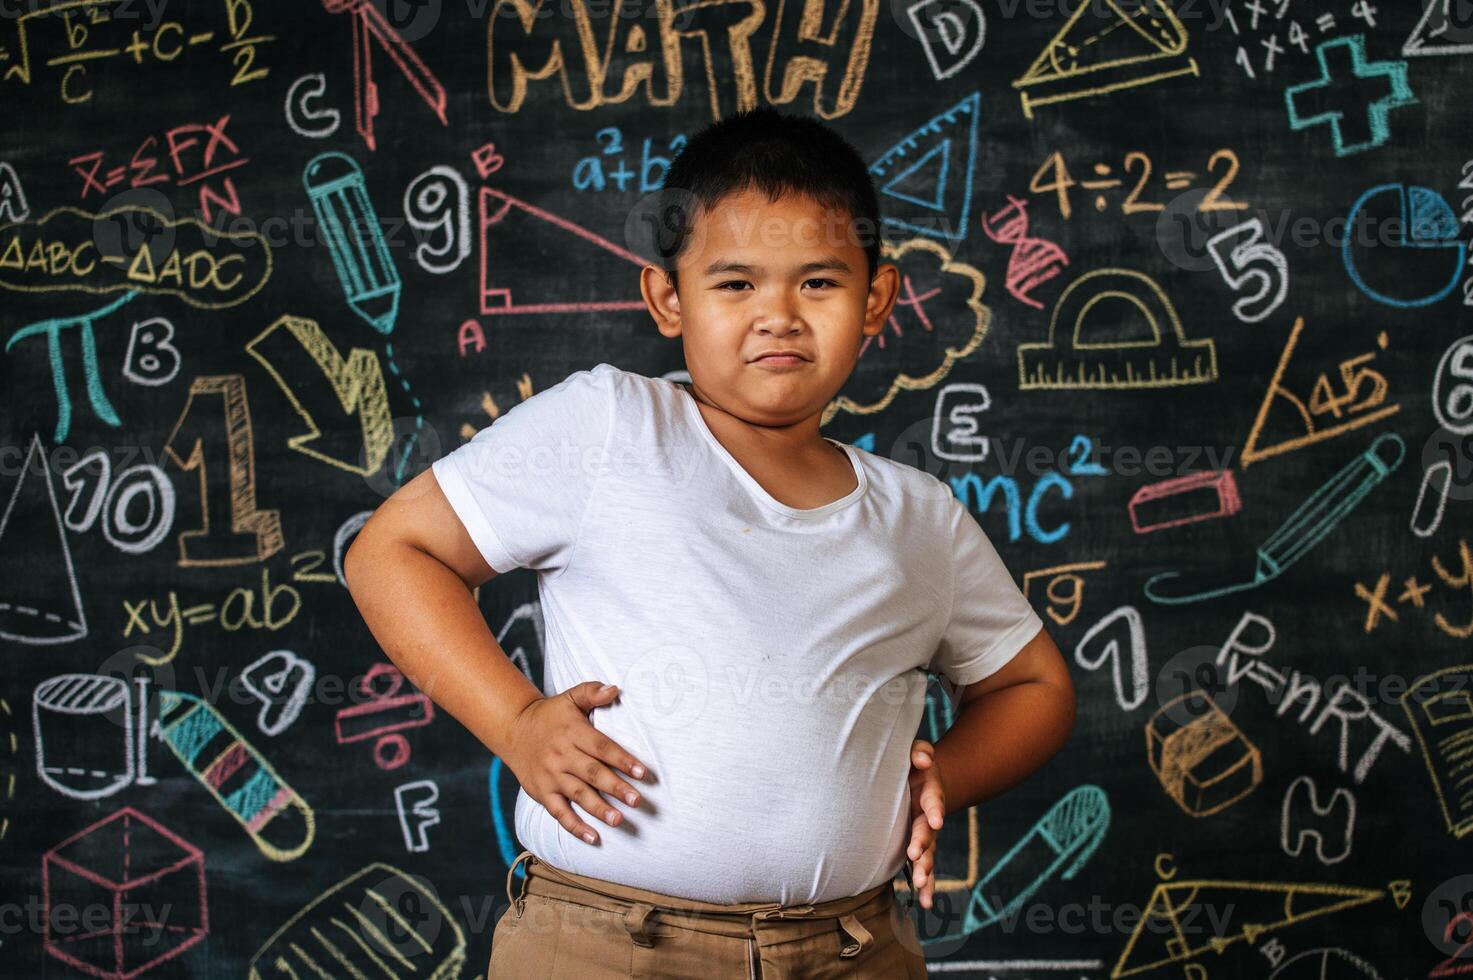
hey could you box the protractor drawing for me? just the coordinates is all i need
[1017,268,1217,389]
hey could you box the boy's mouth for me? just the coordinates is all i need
[751,350,811,365]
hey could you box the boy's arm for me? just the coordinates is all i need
[343,467,543,761]
[930,625,1076,816]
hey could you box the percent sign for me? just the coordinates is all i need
[334,662,434,769]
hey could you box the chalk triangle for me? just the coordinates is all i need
[868,92,981,244]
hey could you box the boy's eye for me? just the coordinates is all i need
[713,279,837,291]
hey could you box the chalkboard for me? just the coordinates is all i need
[1,0,1471,977]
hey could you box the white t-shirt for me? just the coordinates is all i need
[431,362,1045,904]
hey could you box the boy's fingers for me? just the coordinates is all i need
[546,792,600,845]
[576,740,645,807]
[581,725,649,783]
[918,782,945,829]
[565,681,620,714]
[914,844,937,906]
[908,813,935,859]
[911,850,935,899]
[558,774,625,828]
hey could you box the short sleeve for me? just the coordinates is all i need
[928,486,1045,686]
[431,364,616,575]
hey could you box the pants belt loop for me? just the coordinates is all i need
[506,851,535,916]
[837,911,874,958]
[624,901,659,947]
[753,903,813,922]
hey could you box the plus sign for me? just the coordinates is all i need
[1284,34,1416,155]
[1244,0,1268,28]
[1399,576,1432,607]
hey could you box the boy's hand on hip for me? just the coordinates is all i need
[502,681,649,846]
[906,738,945,910]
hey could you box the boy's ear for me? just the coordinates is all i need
[641,264,683,338]
[862,262,901,336]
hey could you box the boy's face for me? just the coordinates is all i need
[640,187,899,428]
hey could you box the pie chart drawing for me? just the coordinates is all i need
[1342,182,1466,308]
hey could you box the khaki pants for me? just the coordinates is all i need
[486,850,930,979]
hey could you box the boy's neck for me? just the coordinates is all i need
[677,382,844,462]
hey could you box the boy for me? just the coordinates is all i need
[344,107,1076,978]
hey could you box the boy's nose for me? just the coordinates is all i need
[753,304,805,333]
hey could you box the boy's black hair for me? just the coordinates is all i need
[645,107,882,293]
